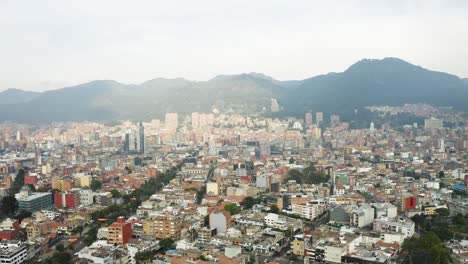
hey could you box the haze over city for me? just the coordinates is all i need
[1,0,468,91]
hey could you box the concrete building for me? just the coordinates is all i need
[371,203,397,219]
[209,211,232,234]
[108,217,132,245]
[373,217,415,238]
[206,182,219,196]
[350,204,375,227]
[0,240,27,264]
[15,188,53,212]
[153,215,182,240]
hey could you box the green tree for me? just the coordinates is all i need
[75,225,84,236]
[16,210,32,221]
[159,238,174,251]
[224,203,240,215]
[403,232,453,264]
[110,189,122,198]
[27,184,36,192]
[438,171,445,178]
[11,169,26,194]
[270,204,280,214]
[1,196,18,216]
[90,179,102,191]
[242,196,256,209]
[286,169,303,183]
[436,208,450,217]
[55,243,65,252]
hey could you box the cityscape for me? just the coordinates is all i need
[0,106,466,263]
[1,1,468,264]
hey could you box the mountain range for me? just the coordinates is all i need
[0,57,467,123]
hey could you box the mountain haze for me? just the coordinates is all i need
[0,89,40,104]
[1,58,467,123]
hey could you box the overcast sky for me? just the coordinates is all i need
[1,0,468,91]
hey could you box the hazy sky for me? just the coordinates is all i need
[1,0,468,91]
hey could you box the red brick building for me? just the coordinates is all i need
[54,192,79,208]
[108,217,132,245]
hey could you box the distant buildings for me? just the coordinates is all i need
[305,113,313,128]
[424,117,443,129]
[165,113,179,132]
[316,112,324,125]
[124,122,145,154]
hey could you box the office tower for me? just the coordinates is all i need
[330,114,340,126]
[305,113,313,128]
[370,122,375,131]
[192,112,200,129]
[424,118,443,129]
[124,133,130,153]
[16,131,21,141]
[316,112,324,125]
[165,113,179,131]
[138,122,145,153]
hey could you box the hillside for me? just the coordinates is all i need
[1,58,467,123]
[0,89,40,104]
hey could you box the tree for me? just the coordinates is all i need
[242,196,256,209]
[224,203,240,215]
[159,238,174,251]
[1,196,18,216]
[37,186,49,192]
[270,204,280,214]
[55,243,65,252]
[75,225,84,236]
[403,232,453,264]
[11,169,26,194]
[110,189,122,199]
[436,208,450,217]
[90,179,102,191]
[27,184,36,192]
[438,171,445,178]
[286,169,303,183]
[16,210,32,221]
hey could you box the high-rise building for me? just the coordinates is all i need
[330,114,340,126]
[165,113,179,131]
[424,118,443,129]
[315,112,324,125]
[305,113,313,128]
[138,122,145,154]
[192,112,200,129]
[124,123,144,154]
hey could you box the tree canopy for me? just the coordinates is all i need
[90,179,102,191]
[224,203,240,215]
[285,163,330,184]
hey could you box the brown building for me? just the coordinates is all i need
[153,215,182,240]
[108,217,132,245]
